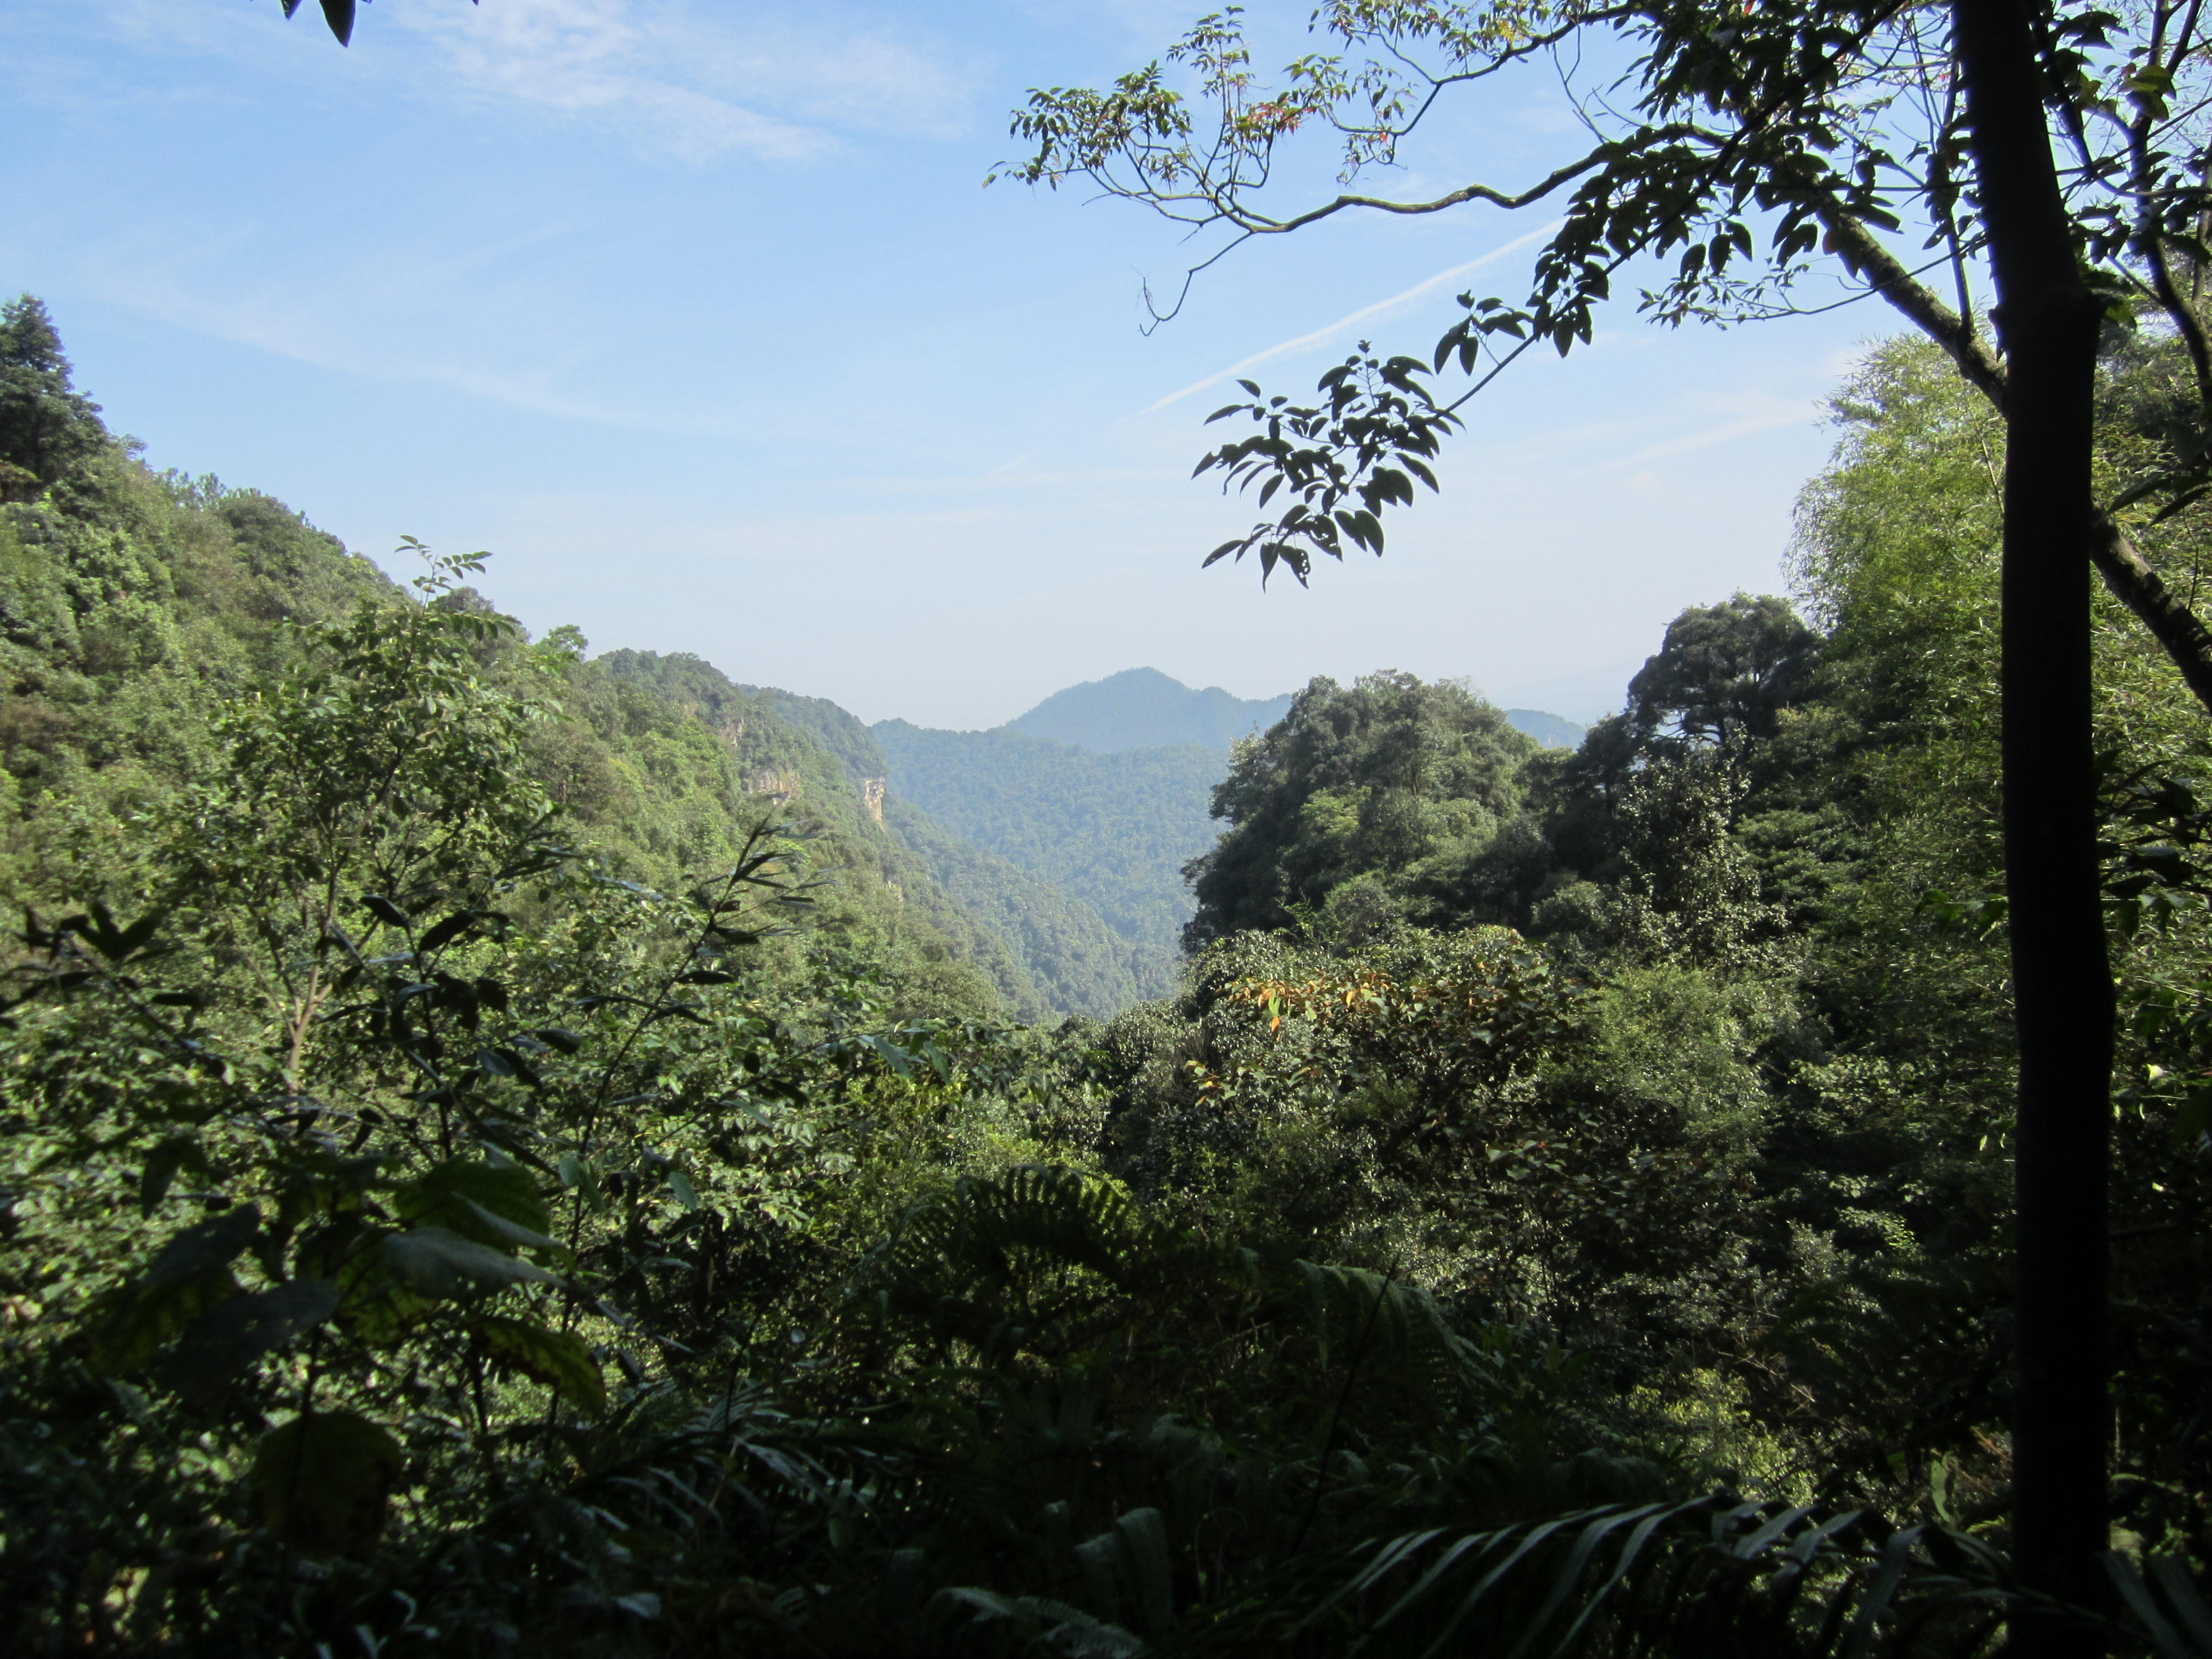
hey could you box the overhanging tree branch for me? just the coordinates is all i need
[1817,200,2212,711]
[1010,1,2212,726]
[1233,145,1623,234]
[1813,205,2009,405]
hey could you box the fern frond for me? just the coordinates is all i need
[933,1585,1146,1656]
[1291,1260,1488,1406]
[1183,1496,2018,1657]
[1074,1506,1177,1639]
[854,1165,1202,1359]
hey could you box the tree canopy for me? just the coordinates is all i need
[0,296,106,497]
[1183,670,1536,945]
[1006,2,2212,1636]
[1627,592,1820,749]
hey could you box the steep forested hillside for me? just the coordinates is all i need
[877,798,1144,1018]
[1005,665,1292,751]
[0,300,1064,1028]
[738,685,1143,1018]
[573,649,1062,1020]
[872,719,1225,998]
[8,292,2209,1656]
[873,683,1599,1000]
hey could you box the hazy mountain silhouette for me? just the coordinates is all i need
[1501,708,1586,749]
[1006,668,1293,753]
[1006,666,1582,755]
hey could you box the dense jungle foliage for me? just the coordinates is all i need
[2,293,2209,1657]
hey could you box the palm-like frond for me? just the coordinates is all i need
[2105,1551,2212,1659]
[933,1587,1145,1657]
[853,1165,1198,1359]
[1288,1259,1499,1412]
[854,1166,1532,1404]
[1189,1498,2023,1658]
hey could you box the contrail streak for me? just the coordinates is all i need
[1139,222,1562,415]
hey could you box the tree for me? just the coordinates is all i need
[1627,592,1819,749]
[1181,670,1534,945]
[1004,2,2212,707]
[0,295,107,491]
[1008,1,2168,1641]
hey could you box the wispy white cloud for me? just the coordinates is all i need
[46,0,977,157]
[112,291,637,424]
[1139,222,1562,414]
[392,0,980,163]
[81,217,729,430]
[998,0,1248,50]
[394,0,820,161]
[675,19,978,137]
[1607,399,1820,467]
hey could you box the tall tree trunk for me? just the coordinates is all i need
[1954,1,2115,1651]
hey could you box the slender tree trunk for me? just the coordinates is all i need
[1954,1,2115,1651]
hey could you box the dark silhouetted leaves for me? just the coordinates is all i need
[249,1410,403,1557]
[382,1228,556,1297]
[138,1133,213,1215]
[156,1277,338,1407]
[86,1207,261,1375]
[473,1314,606,1414]
[362,894,411,930]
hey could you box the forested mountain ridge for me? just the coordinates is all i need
[577,649,1082,1022]
[998,664,1583,755]
[1503,707,1585,748]
[872,718,1224,999]
[1006,665,1292,752]
[869,685,1591,999]
[0,300,1076,1029]
[735,683,1147,1017]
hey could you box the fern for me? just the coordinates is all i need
[853,1165,1204,1360]
[933,1587,1145,1656]
[1291,1260,1493,1409]
[1182,1497,2030,1657]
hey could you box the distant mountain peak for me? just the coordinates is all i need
[1503,708,1586,749]
[1005,669,1292,754]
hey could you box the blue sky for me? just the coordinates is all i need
[4,0,1895,727]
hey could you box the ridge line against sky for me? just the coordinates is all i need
[3,0,1878,731]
